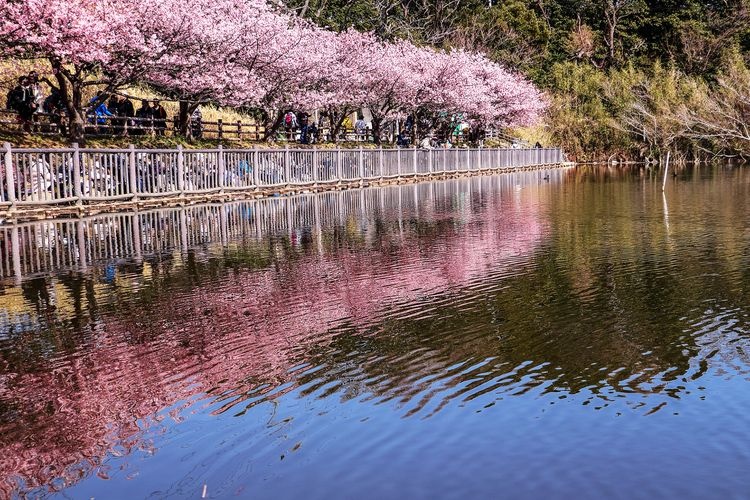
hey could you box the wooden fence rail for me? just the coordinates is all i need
[0,143,566,210]
[0,109,522,144]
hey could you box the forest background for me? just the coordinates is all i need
[3,0,749,160]
[284,0,750,161]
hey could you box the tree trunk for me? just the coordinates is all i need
[178,101,191,138]
[329,111,349,142]
[52,64,86,143]
[69,84,87,143]
[177,101,201,138]
[371,116,383,145]
[263,110,286,141]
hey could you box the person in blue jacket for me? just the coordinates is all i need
[88,91,114,126]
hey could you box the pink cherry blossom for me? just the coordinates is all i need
[0,0,546,141]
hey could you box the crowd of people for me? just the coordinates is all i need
[88,92,169,135]
[6,72,45,132]
[281,111,377,144]
[5,76,177,136]
[282,111,322,144]
[5,80,525,146]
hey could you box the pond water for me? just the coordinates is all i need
[2,165,750,499]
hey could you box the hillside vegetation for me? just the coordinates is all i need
[284,0,750,160]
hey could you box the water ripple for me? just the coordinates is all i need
[3,167,750,497]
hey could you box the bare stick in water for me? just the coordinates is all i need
[662,150,671,191]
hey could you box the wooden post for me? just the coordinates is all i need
[179,210,188,254]
[217,119,223,140]
[3,142,15,206]
[132,212,142,263]
[11,226,21,284]
[128,144,138,200]
[76,220,88,271]
[237,120,242,141]
[72,142,82,205]
[177,145,185,193]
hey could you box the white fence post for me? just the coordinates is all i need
[397,148,402,178]
[177,145,185,194]
[11,226,21,283]
[412,147,417,176]
[252,146,259,189]
[218,145,225,192]
[3,142,15,206]
[284,144,291,186]
[378,146,384,180]
[358,146,365,186]
[128,144,138,200]
[336,147,342,184]
[72,143,82,205]
[312,147,319,186]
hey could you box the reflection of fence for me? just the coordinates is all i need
[1,143,566,208]
[0,169,570,283]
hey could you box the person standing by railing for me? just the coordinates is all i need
[299,111,310,144]
[88,92,114,133]
[118,95,135,135]
[28,72,44,115]
[191,107,203,139]
[355,115,367,142]
[307,121,319,144]
[135,100,153,135]
[43,87,66,135]
[151,100,168,136]
[7,76,35,132]
[108,94,122,134]
[283,111,298,141]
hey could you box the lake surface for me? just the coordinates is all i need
[2,165,750,499]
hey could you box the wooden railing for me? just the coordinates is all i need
[0,109,521,144]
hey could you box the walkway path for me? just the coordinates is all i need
[1,143,569,219]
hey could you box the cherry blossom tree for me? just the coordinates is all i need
[0,0,203,140]
[316,29,383,142]
[144,0,301,137]
[0,0,547,143]
[246,23,338,140]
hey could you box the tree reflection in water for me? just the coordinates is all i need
[2,166,750,497]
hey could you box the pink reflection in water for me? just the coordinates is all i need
[0,182,548,496]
